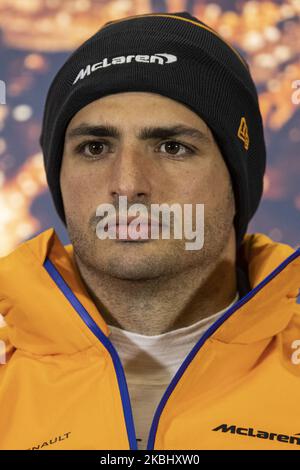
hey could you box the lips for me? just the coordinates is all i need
[96,214,167,242]
[115,215,161,227]
[114,216,162,241]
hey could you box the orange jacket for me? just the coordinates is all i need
[0,227,299,450]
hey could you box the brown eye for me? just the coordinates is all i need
[159,141,194,156]
[164,141,181,154]
[85,141,105,155]
[75,140,110,159]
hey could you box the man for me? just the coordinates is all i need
[0,11,299,451]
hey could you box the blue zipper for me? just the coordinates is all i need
[44,257,138,450]
[43,247,300,450]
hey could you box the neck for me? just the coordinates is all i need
[73,246,237,336]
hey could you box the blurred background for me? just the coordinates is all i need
[0,0,299,256]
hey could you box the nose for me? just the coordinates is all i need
[108,145,152,203]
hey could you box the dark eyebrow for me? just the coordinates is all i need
[66,123,211,145]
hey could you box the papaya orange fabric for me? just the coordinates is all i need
[0,228,299,450]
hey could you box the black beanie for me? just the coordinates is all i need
[39,11,266,248]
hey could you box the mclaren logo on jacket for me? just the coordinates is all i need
[212,424,300,447]
[72,53,178,85]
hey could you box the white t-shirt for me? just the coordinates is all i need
[108,293,239,450]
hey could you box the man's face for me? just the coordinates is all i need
[60,91,236,280]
